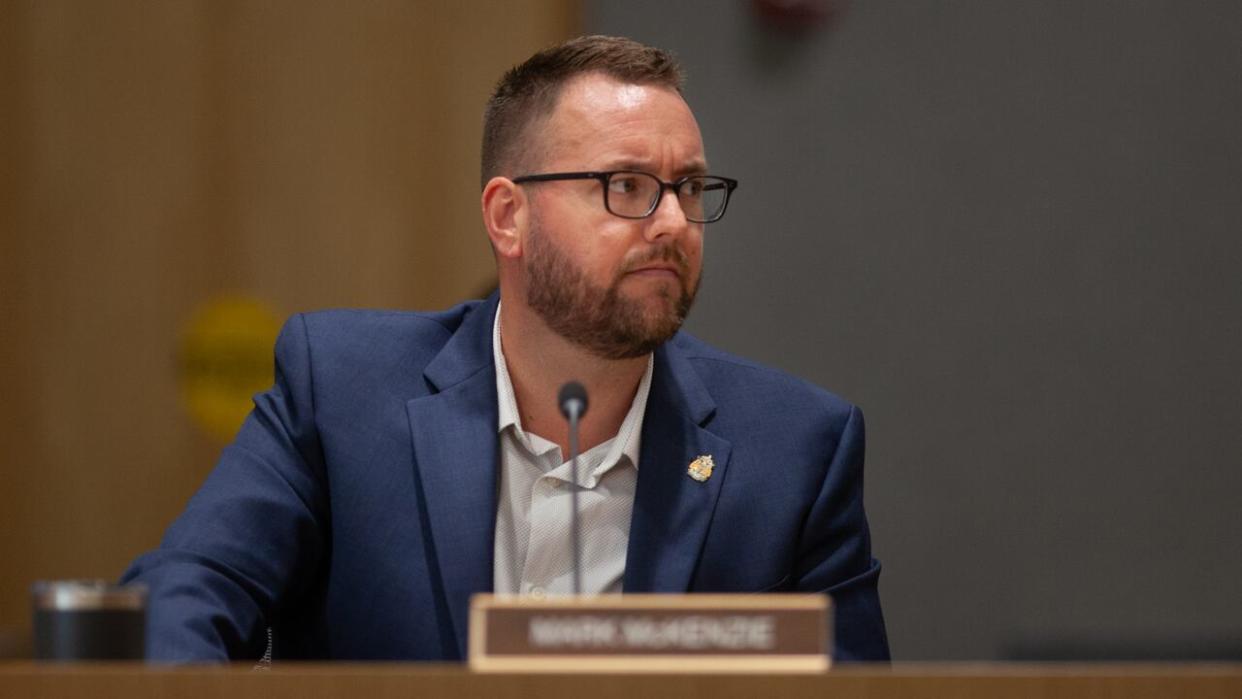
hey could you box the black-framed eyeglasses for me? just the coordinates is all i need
[511,170,739,224]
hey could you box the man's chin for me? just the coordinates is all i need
[623,300,687,334]
[631,302,691,344]
[572,304,687,360]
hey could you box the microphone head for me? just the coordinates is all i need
[558,381,589,420]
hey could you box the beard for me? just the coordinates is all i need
[524,223,700,360]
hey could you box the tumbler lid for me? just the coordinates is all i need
[31,580,147,611]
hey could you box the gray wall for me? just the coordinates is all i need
[586,1,1242,660]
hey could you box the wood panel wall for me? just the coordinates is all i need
[0,0,578,655]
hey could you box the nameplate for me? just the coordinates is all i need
[468,593,830,673]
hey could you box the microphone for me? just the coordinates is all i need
[558,381,589,421]
[558,381,588,596]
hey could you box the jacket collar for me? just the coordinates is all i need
[422,293,499,392]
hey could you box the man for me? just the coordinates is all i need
[123,35,889,662]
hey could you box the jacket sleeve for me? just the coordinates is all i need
[121,314,328,662]
[795,405,891,662]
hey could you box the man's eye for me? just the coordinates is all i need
[609,175,641,195]
[684,179,705,197]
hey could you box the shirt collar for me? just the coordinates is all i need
[493,301,652,470]
[493,302,523,436]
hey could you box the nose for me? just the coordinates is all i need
[643,188,692,242]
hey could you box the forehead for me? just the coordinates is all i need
[536,72,706,172]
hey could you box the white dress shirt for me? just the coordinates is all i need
[491,305,652,597]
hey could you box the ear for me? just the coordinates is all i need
[481,176,527,259]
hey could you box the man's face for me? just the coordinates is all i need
[519,73,707,359]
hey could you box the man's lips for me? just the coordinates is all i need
[622,245,690,281]
[627,263,681,276]
[625,265,685,281]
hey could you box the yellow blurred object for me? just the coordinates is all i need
[178,297,282,442]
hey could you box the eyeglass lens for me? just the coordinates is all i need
[605,172,730,222]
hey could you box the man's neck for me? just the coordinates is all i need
[498,300,649,456]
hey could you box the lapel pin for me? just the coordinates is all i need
[687,454,714,482]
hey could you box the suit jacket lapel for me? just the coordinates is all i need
[624,338,733,592]
[405,294,499,659]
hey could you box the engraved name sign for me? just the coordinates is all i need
[469,594,831,673]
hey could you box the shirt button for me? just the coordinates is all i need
[529,586,547,599]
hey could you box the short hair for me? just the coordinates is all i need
[481,35,684,188]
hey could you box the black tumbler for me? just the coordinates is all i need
[32,580,146,660]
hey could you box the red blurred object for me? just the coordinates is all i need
[751,0,846,33]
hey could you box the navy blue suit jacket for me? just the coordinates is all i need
[123,294,889,662]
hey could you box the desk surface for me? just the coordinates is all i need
[3,662,1242,699]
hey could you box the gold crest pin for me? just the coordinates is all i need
[687,455,714,482]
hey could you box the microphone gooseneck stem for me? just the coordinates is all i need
[568,407,582,596]
[558,381,588,598]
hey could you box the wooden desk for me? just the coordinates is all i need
[3,662,1241,698]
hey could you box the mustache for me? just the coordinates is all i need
[620,244,690,275]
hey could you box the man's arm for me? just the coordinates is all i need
[121,314,328,661]
[795,405,890,661]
